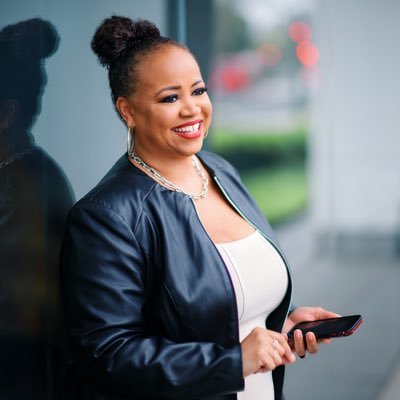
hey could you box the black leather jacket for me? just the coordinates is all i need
[61,151,293,400]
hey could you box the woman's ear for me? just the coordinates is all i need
[116,97,135,127]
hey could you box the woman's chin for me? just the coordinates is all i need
[175,138,205,157]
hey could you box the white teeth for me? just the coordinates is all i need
[174,123,200,133]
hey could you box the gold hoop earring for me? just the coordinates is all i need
[127,126,135,156]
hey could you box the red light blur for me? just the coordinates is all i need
[296,41,320,67]
[289,21,312,43]
[220,66,250,92]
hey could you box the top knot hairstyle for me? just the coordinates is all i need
[0,18,60,130]
[91,15,186,112]
[0,18,59,64]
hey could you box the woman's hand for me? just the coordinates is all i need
[283,306,341,357]
[241,327,296,377]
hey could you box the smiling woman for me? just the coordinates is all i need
[116,45,212,165]
[60,15,337,400]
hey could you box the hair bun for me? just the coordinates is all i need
[0,18,59,62]
[91,15,161,67]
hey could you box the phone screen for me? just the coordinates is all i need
[287,315,362,339]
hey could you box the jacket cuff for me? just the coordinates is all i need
[209,343,245,395]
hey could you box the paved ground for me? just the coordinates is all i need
[274,216,400,400]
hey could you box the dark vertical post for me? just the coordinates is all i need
[167,0,214,82]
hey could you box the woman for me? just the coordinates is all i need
[61,16,337,400]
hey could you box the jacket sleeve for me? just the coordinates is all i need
[60,201,244,398]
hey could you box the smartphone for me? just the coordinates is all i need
[287,314,363,343]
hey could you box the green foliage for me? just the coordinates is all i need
[241,165,307,225]
[209,127,308,225]
[210,127,307,170]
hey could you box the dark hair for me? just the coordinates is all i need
[0,18,59,130]
[91,16,186,115]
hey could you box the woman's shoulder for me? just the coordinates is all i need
[69,151,241,224]
[72,154,156,220]
[198,150,239,177]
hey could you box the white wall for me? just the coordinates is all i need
[310,0,400,236]
[0,0,166,200]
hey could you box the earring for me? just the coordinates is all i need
[203,129,209,139]
[127,126,135,157]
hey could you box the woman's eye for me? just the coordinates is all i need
[161,94,178,103]
[193,87,208,96]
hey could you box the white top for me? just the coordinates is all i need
[215,230,288,400]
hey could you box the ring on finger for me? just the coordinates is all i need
[272,338,279,349]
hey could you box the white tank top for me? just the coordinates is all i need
[215,229,288,400]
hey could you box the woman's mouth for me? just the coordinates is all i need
[172,120,202,139]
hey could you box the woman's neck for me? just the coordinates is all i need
[129,147,207,195]
[0,130,34,163]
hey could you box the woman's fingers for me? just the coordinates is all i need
[271,349,282,365]
[241,328,296,377]
[305,332,318,354]
[269,331,296,362]
[259,349,283,373]
[294,329,307,357]
[293,330,319,357]
[270,337,285,356]
[267,338,287,366]
[321,309,341,319]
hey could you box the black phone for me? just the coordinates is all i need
[287,314,363,343]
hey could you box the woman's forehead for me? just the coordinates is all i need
[137,46,202,90]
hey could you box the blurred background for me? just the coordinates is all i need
[1,0,399,399]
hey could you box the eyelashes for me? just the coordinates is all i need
[160,87,208,103]
[161,94,178,103]
[192,87,208,96]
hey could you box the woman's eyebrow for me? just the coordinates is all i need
[155,79,204,96]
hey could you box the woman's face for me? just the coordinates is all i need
[120,45,212,161]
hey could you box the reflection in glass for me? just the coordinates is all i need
[0,18,74,399]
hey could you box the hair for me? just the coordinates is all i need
[91,15,187,117]
[0,18,59,130]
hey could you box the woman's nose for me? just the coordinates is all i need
[179,97,201,117]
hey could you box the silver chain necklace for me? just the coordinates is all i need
[0,146,37,169]
[129,153,209,200]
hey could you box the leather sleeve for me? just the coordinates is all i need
[60,201,244,398]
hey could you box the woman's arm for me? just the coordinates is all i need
[61,202,244,398]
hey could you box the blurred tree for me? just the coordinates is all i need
[214,0,252,53]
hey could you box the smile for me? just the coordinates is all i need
[172,120,203,139]
[173,122,200,133]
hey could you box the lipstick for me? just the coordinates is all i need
[172,119,203,139]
